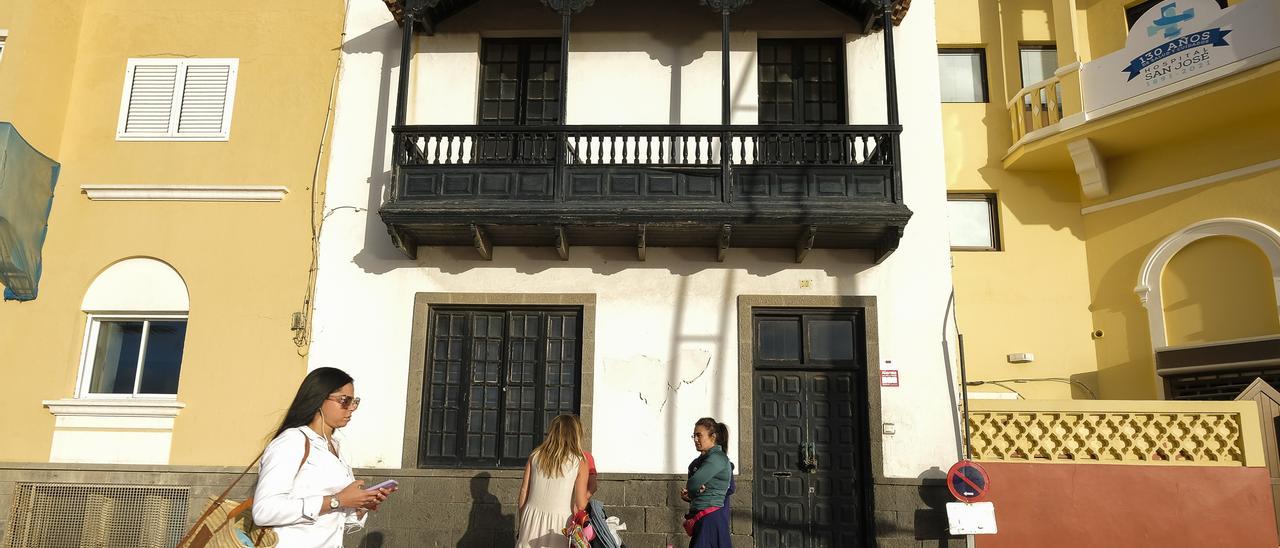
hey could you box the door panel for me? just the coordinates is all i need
[808,371,863,548]
[754,370,866,548]
[756,372,809,547]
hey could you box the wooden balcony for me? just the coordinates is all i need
[381,124,910,262]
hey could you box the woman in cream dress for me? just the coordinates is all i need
[516,415,590,548]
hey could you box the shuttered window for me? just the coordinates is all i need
[420,307,582,469]
[758,39,846,125]
[116,59,238,141]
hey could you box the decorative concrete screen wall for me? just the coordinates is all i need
[967,399,1265,466]
[968,400,1277,548]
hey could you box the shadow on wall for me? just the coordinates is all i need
[1088,228,1168,399]
[962,0,1086,241]
[417,245,877,277]
[913,466,960,542]
[338,20,404,276]
[742,467,959,543]
[460,472,516,547]
[1070,370,1100,399]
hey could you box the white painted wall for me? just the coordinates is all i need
[50,430,173,465]
[314,0,958,479]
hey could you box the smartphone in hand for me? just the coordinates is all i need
[365,479,399,492]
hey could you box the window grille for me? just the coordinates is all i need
[757,39,846,125]
[420,307,582,468]
[1167,368,1280,401]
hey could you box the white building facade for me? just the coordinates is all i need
[311,0,961,545]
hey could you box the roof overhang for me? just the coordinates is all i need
[381,0,909,34]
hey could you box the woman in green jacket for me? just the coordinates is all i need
[681,417,734,547]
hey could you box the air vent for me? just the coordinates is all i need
[2,483,189,548]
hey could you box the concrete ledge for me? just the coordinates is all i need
[80,184,288,202]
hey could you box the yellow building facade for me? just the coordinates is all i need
[938,0,1280,400]
[0,0,344,467]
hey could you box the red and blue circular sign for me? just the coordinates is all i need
[946,460,990,503]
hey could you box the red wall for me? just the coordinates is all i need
[975,463,1278,548]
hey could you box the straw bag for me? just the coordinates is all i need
[177,436,310,548]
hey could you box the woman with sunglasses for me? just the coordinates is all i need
[253,367,394,547]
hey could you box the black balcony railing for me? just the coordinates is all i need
[382,124,909,262]
[394,124,898,196]
[397,125,896,168]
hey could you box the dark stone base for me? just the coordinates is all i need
[871,478,966,548]
[0,465,963,547]
[344,471,695,548]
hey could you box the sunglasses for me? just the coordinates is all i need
[327,394,362,410]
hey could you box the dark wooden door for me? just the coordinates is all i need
[752,309,868,548]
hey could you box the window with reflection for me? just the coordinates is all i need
[754,310,864,368]
[82,317,188,396]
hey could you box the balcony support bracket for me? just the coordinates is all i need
[389,226,418,260]
[796,225,818,264]
[555,225,570,261]
[1068,138,1110,199]
[471,224,493,261]
[717,224,732,262]
[637,224,647,262]
[874,225,903,264]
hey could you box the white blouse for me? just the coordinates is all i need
[252,426,366,547]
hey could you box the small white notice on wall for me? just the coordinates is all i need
[946,502,997,535]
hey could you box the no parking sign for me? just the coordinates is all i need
[946,460,990,502]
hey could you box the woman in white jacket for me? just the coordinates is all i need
[252,367,393,547]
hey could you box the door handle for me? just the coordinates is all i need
[772,472,792,478]
[801,442,819,473]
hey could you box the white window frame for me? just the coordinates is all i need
[75,313,189,400]
[115,58,239,142]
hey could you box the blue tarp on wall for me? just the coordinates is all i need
[0,122,59,301]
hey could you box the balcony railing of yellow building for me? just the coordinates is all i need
[1008,76,1065,144]
[967,399,1265,467]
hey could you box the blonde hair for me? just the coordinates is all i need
[533,414,584,478]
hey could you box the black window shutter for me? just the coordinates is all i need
[421,307,582,469]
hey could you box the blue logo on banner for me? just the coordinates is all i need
[1148,3,1195,39]
[1123,28,1232,80]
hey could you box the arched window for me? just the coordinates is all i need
[77,258,189,398]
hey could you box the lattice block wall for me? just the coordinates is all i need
[2,483,189,548]
[966,400,1265,467]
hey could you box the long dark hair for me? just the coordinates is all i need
[695,417,731,456]
[272,367,354,439]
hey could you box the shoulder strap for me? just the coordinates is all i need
[176,451,263,548]
[239,430,310,509]
[179,429,314,547]
[298,430,311,472]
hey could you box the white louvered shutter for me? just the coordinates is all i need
[176,64,232,135]
[118,59,237,140]
[123,64,179,135]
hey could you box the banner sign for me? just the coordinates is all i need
[1081,0,1280,112]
